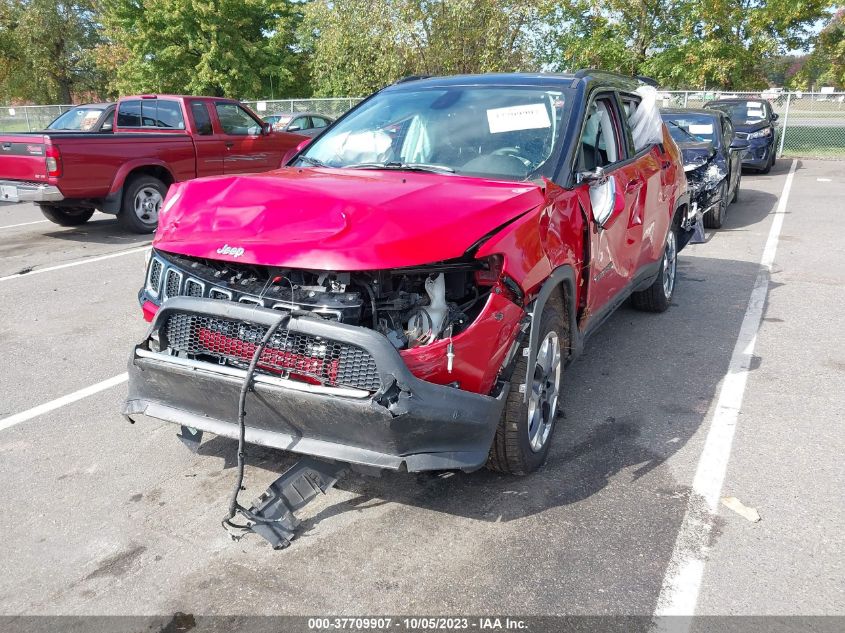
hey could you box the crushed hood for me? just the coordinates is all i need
[154,167,543,270]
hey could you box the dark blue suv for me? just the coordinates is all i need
[704,99,779,173]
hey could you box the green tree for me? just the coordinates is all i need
[542,0,835,90]
[799,8,845,88]
[99,0,308,98]
[0,0,105,103]
[301,0,543,97]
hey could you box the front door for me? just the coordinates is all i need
[213,102,275,174]
[575,96,643,319]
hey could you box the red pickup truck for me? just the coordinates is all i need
[0,95,307,232]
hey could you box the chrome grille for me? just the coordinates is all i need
[163,312,381,392]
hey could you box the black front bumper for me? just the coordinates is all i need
[741,138,775,169]
[123,298,507,472]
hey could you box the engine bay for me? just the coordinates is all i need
[154,251,498,351]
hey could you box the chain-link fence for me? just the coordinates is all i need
[0,104,75,133]
[662,91,845,158]
[3,92,843,159]
[240,97,362,120]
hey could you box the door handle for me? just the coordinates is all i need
[225,142,234,149]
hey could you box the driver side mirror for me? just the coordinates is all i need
[587,173,617,227]
[771,113,779,122]
[261,122,272,135]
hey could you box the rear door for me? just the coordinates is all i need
[211,101,276,173]
[575,94,643,316]
[619,91,669,270]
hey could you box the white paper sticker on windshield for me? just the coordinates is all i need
[748,101,763,107]
[487,104,551,134]
[747,109,764,118]
[689,124,714,135]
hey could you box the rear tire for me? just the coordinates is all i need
[118,175,167,234]
[702,182,727,229]
[486,300,567,475]
[38,205,94,226]
[631,223,678,313]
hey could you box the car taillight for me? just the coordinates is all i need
[45,145,62,177]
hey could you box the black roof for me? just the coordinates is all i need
[661,107,723,119]
[385,70,643,93]
[705,98,764,105]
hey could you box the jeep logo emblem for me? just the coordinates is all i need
[216,244,245,258]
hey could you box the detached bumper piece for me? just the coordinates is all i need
[124,297,507,473]
[230,457,348,549]
[0,179,63,203]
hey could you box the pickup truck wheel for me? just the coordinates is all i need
[486,301,566,475]
[631,224,677,313]
[702,182,727,229]
[119,175,167,233]
[38,205,94,226]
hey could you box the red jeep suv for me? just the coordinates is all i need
[125,71,691,479]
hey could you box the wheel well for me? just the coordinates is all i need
[126,165,174,188]
[673,202,687,228]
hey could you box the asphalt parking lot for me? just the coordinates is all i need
[0,160,842,624]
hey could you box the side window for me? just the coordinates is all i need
[578,97,621,171]
[100,108,114,132]
[722,117,733,145]
[214,103,262,135]
[117,100,142,127]
[312,116,329,128]
[144,100,185,129]
[116,100,184,129]
[190,102,213,136]
[288,116,310,131]
[620,94,642,155]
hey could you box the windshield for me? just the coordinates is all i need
[48,107,105,131]
[661,113,717,144]
[707,101,769,125]
[297,86,566,181]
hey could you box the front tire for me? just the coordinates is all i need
[38,205,94,226]
[702,182,727,229]
[487,300,567,475]
[631,224,678,313]
[118,175,167,234]
[731,172,741,203]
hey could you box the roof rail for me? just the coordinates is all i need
[393,75,431,85]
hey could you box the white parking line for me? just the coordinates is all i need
[653,159,798,625]
[0,373,128,433]
[0,220,49,230]
[0,244,150,283]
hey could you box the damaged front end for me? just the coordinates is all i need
[683,146,729,219]
[125,249,526,472]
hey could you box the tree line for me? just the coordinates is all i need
[0,0,842,104]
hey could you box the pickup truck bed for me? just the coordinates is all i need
[0,95,308,233]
